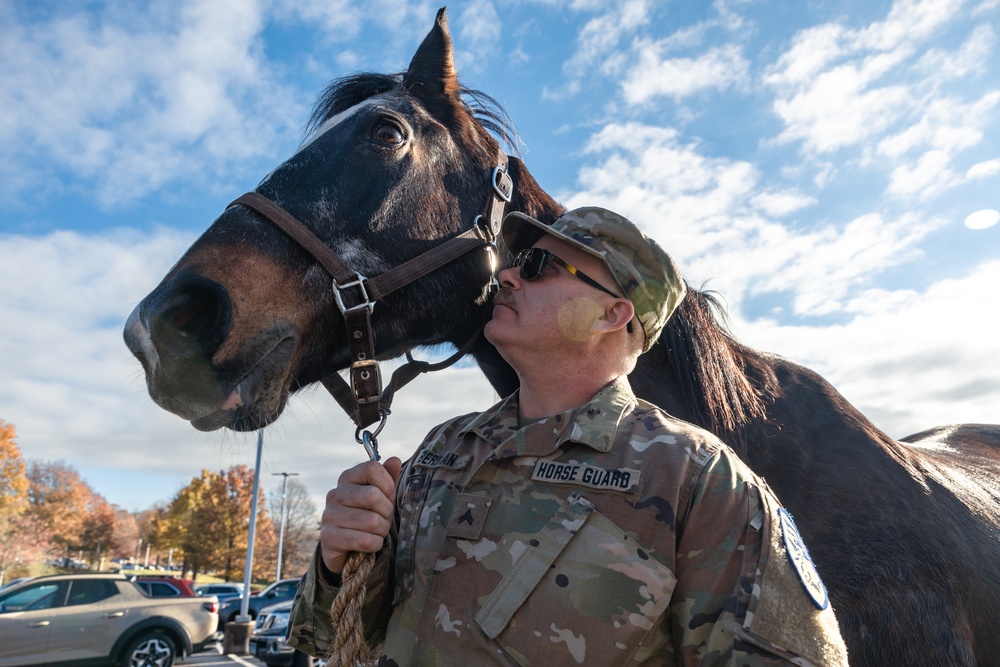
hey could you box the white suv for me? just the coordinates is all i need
[0,573,219,667]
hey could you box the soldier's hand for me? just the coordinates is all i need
[320,457,403,575]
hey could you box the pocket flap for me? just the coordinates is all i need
[475,492,594,638]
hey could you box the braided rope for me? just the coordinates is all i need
[328,551,380,666]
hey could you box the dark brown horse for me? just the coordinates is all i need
[124,10,1000,666]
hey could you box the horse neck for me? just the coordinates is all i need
[506,157,563,224]
[631,288,778,460]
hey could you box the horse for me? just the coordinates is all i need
[123,10,1000,666]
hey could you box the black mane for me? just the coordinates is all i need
[630,288,777,459]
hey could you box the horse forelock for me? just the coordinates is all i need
[306,72,520,158]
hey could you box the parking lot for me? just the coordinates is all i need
[183,648,267,667]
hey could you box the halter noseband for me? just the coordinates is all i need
[226,151,514,442]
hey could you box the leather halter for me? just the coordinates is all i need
[226,152,514,433]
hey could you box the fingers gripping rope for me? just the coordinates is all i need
[328,423,384,666]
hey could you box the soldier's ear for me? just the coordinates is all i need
[593,298,634,336]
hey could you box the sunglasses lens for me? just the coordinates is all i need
[518,249,547,280]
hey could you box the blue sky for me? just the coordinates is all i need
[2,0,998,515]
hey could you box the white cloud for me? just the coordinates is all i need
[749,213,938,315]
[0,0,302,208]
[544,0,751,105]
[875,93,1000,162]
[279,0,363,37]
[856,0,964,50]
[767,53,913,153]
[622,43,749,104]
[967,159,1000,178]
[764,0,998,202]
[454,0,503,74]
[749,190,817,217]
[737,260,1000,437]
[915,22,995,81]
[542,0,654,100]
[886,149,960,198]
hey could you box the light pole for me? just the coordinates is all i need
[238,430,265,624]
[273,472,299,581]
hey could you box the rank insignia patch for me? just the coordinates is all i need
[446,493,491,540]
[779,508,829,610]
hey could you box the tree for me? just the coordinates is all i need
[268,478,319,579]
[161,466,277,581]
[0,420,53,582]
[26,460,117,564]
[0,510,56,581]
[112,508,140,562]
[0,420,29,513]
[208,466,277,582]
[80,496,117,565]
[26,461,91,554]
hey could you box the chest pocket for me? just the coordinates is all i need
[475,492,676,666]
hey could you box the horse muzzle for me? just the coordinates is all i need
[124,273,297,430]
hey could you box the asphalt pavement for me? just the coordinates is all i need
[182,648,265,667]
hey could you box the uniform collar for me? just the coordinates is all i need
[463,377,637,457]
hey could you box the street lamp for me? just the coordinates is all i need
[273,472,299,580]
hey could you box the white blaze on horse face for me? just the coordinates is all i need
[299,96,387,153]
[257,96,386,190]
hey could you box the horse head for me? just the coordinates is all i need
[124,9,558,432]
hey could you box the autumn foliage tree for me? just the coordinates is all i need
[0,419,54,581]
[26,459,119,563]
[159,466,277,581]
[0,420,28,513]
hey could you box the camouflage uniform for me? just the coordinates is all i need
[288,378,848,666]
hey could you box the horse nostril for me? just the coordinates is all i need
[159,275,233,359]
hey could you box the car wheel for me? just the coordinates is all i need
[121,631,176,667]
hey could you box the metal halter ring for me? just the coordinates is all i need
[355,409,389,461]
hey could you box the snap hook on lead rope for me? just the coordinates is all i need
[355,409,388,461]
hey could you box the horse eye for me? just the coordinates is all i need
[373,122,404,146]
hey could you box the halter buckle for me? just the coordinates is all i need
[333,274,375,314]
[491,165,513,203]
[350,359,382,405]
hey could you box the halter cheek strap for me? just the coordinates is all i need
[227,151,513,434]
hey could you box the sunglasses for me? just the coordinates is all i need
[514,247,633,333]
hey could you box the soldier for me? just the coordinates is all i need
[289,207,849,666]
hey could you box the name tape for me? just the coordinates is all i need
[531,460,639,492]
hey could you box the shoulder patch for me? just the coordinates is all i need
[778,508,829,610]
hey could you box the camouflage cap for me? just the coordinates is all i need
[502,207,686,352]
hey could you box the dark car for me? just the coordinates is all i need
[249,601,325,667]
[219,578,299,625]
[194,582,244,604]
[132,576,198,597]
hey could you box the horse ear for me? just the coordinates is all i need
[403,7,461,102]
